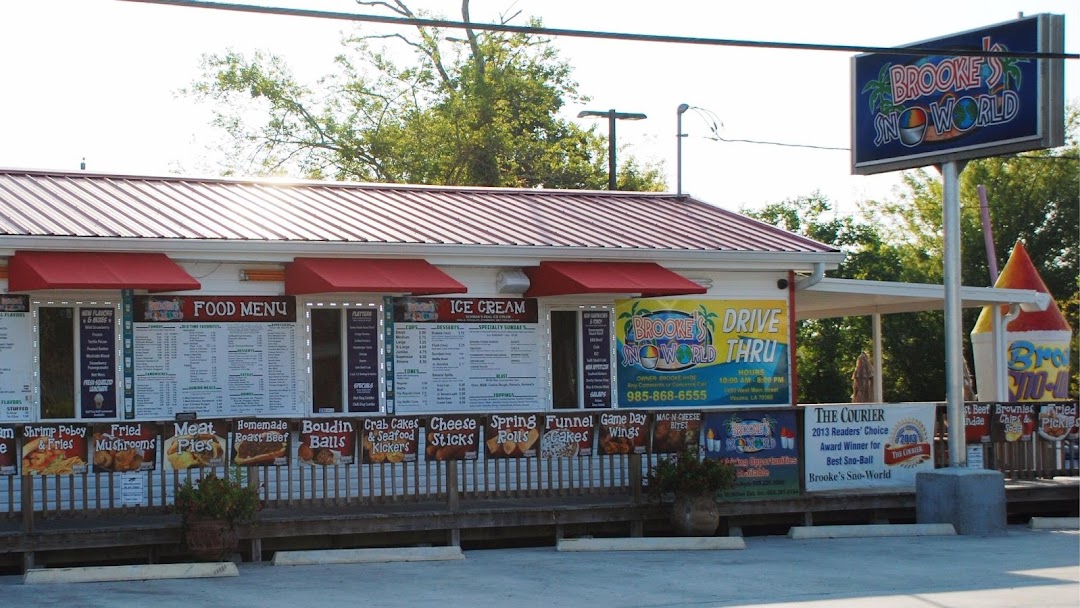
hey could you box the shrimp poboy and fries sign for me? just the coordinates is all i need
[21,424,88,475]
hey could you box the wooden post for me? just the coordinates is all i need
[21,474,34,532]
[628,453,642,504]
[447,461,460,546]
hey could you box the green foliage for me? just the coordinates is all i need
[184,1,664,191]
[645,448,736,501]
[173,469,261,528]
[746,105,1078,403]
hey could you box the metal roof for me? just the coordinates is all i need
[0,169,839,257]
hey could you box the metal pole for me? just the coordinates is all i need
[677,104,689,197]
[607,109,617,190]
[942,160,967,467]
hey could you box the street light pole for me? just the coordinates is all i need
[578,108,647,190]
[676,103,689,197]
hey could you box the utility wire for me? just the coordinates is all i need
[117,0,1079,60]
[687,106,850,151]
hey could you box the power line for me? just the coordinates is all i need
[687,106,849,152]
[118,0,1079,60]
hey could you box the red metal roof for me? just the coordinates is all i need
[0,169,838,254]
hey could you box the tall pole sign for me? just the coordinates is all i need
[851,14,1065,467]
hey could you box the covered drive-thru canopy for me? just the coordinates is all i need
[795,277,1050,402]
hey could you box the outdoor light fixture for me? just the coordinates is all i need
[240,267,286,282]
[577,109,647,190]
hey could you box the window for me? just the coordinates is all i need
[307,302,383,414]
[36,303,119,420]
[549,307,614,409]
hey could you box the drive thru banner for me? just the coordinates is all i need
[804,404,936,491]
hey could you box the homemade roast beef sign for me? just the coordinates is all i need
[132,296,298,419]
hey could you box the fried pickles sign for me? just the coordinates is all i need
[615,299,789,407]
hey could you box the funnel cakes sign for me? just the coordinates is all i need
[852,14,1064,175]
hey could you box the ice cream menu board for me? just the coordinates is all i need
[390,298,542,414]
[132,296,298,419]
[0,295,32,422]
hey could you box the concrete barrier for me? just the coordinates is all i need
[272,546,465,566]
[788,523,956,539]
[1029,517,1080,530]
[557,537,745,552]
[23,562,238,585]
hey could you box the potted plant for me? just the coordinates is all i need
[173,467,261,561]
[645,447,736,536]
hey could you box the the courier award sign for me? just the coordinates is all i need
[851,13,1064,175]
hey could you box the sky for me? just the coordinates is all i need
[0,0,1076,217]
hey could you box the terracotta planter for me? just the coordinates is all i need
[670,494,719,536]
[184,518,238,562]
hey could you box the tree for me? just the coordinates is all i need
[746,194,947,404]
[751,108,1079,403]
[185,0,663,190]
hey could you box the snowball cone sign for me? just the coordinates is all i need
[804,404,936,491]
[852,13,1064,175]
[615,299,790,407]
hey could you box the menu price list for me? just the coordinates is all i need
[133,323,296,418]
[393,323,541,413]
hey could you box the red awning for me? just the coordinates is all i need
[285,258,467,296]
[523,261,707,298]
[8,251,201,292]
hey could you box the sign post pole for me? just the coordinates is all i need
[941,160,967,467]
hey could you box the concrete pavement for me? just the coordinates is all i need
[1,525,1076,607]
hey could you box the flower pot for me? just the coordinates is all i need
[670,494,719,536]
[184,518,238,562]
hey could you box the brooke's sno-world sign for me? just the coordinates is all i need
[851,14,1064,175]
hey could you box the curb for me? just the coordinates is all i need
[788,523,957,539]
[272,546,465,566]
[23,562,238,585]
[1029,517,1080,530]
[557,537,746,552]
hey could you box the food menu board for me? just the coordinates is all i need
[390,298,542,414]
[346,308,380,413]
[80,307,117,419]
[0,295,32,422]
[581,311,612,409]
[132,296,298,419]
